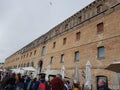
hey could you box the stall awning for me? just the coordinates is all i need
[10,68,25,74]
[105,62,120,73]
[22,67,36,71]
[45,70,60,75]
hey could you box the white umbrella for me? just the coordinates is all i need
[45,65,51,81]
[85,61,91,90]
[33,66,38,78]
[61,65,65,79]
[73,64,80,83]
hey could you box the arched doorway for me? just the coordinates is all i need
[27,62,29,67]
[96,75,108,89]
[24,63,26,67]
[38,60,43,74]
[31,62,34,67]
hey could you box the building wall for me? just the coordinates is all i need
[4,0,120,89]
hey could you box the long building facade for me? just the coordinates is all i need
[4,0,120,89]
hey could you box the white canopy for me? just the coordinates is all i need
[22,67,36,71]
[11,68,25,74]
[45,70,60,76]
[0,69,3,71]
[11,67,36,74]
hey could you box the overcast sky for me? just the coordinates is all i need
[0,0,94,62]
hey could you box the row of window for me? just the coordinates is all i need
[41,22,104,56]
[53,31,80,48]
[21,50,37,59]
[50,46,105,64]
[9,50,37,63]
[14,62,34,68]
[10,46,104,68]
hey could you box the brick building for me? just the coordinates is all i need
[4,0,120,89]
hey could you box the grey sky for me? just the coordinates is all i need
[0,0,94,62]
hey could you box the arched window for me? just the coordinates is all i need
[14,65,16,68]
[18,64,20,68]
[97,22,104,33]
[50,57,53,64]
[24,63,26,67]
[27,62,29,67]
[97,46,105,58]
[31,62,34,67]
[38,60,43,73]
[34,50,37,55]
[76,32,81,40]
[30,52,32,57]
[41,46,46,56]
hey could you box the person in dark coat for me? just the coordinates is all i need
[98,79,111,90]
[32,73,49,90]
[5,73,16,90]
[32,80,40,90]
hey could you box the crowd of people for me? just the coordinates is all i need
[0,71,76,90]
[0,71,111,90]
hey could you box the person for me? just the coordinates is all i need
[32,78,40,90]
[50,77,64,90]
[16,73,24,90]
[24,75,31,90]
[66,80,72,90]
[64,80,68,90]
[31,78,37,90]
[98,79,111,90]
[27,78,33,90]
[38,73,49,90]
[5,73,16,90]
[73,83,80,90]
[56,74,68,90]
[0,72,4,81]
